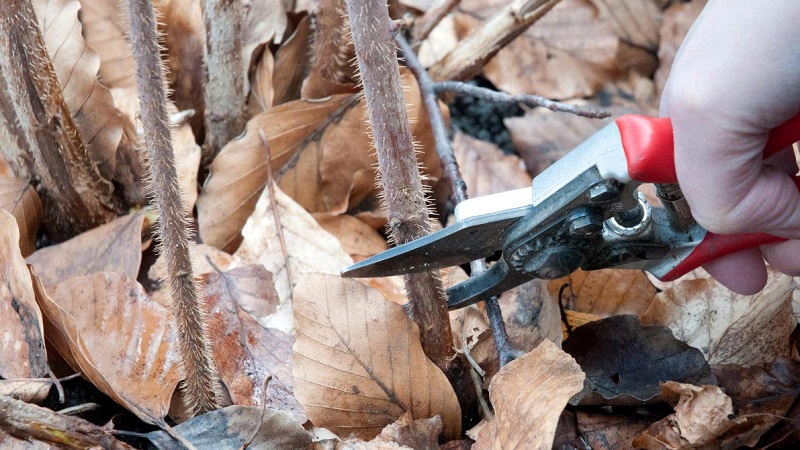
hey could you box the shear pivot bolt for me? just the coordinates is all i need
[588,182,620,204]
[569,215,602,237]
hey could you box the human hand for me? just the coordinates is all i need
[660,0,800,294]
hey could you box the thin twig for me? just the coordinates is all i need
[469,367,494,420]
[260,131,294,299]
[434,81,611,119]
[399,35,520,368]
[413,0,462,43]
[57,403,99,416]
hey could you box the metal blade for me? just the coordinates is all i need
[341,205,532,278]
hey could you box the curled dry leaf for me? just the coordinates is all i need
[292,273,461,441]
[248,46,276,115]
[472,339,585,450]
[576,410,655,450]
[273,15,313,105]
[233,182,352,332]
[147,405,313,450]
[78,0,136,88]
[0,211,47,379]
[456,0,618,98]
[27,211,146,287]
[0,177,43,256]
[712,358,800,420]
[655,0,707,95]
[371,414,442,450]
[562,315,715,406]
[632,381,777,450]
[34,0,123,178]
[642,269,797,366]
[202,267,305,420]
[32,272,182,425]
[550,269,658,318]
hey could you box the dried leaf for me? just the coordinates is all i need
[452,131,532,198]
[0,177,43,256]
[712,358,800,419]
[641,269,797,366]
[34,0,123,178]
[0,379,52,404]
[655,0,708,95]
[316,214,388,259]
[456,0,618,98]
[633,381,777,450]
[233,182,352,333]
[500,279,563,351]
[562,315,715,406]
[78,0,136,88]
[472,340,585,450]
[242,0,288,84]
[32,272,182,424]
[576,410,655,449]
[273,15,313,106]
[202,267,305,420]
[292,273,461,441]
[550,269,658,318]
[148,243,235,286]
[248,46,275,115]
[147,405,312,449]
[27,211,146,287]
[372,414,442,450]
[591,0,661,51]
[0,211,47,379]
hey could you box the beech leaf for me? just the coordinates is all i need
[34,0,124,178]
[291,273,461,441]
[0,211,47,379]
[472,339,585,450]
[642,269,797,366]
[78,0,136,88]
[451,131,532,198]
[550,269,658,318]
[27,211,146,287]
[0,177,43,257]
[591,0,661,51]
[32,272,182,425]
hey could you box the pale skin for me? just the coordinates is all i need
[660,0,800,294]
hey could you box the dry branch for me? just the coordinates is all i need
[201,0,247,166]
[126,0,219,414]
[0,0,117,239]
[413,0,462,42]
[346,0,455,371]
[427,0,562,82]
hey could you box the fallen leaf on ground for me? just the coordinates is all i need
[315,214,388,260]
[0,379,52,404]
[147,405,312,449]
[499,279,562,352]
[550,269,658,318]
[273,15,313,105]
[0,177,42,256]
[642,269,796,366]
[452,131,532,198]
[632,381,777,449]
[591,0,661,51]
[148,243,234,287]
[248,45,276,115]
[713,358,800,421]
[562,315,715,406]
[32,272,181,425]
[202,267,305,420]
[27,211,146,287]
[472,339,585,450]
[233,182,352,333]
[371,414,442,450]
[0,211,47,379]
[292,273,461,441]
[34,0,123,179]
[576,410,657,449]
[78,0,136,88]
[655,0,707,95]
[455,0,618,98]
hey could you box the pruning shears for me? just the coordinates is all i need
[342,114,800,309]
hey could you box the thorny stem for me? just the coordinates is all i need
[399,35,519,367]
[126,0,219,414]
[346,0,456,371]
[434,81,611,119]
[200,0,247,167]
[412,0,462,43]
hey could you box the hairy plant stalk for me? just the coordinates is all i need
[346,0,456,370]
[126,0,219,414]
[0,0,116,239]
[200,0,246,166]
[428,0,562,82]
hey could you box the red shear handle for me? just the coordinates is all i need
[616,113,800,183]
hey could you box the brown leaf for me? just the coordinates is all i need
[0,177,43,256]
[147,405,313,449]
[34,0,124,179]
[32,272,181,424]
[78,0,136,88]
[202,267,305,420]
[372,414,442,450]
[27,211,146,287]
[550,269,658,318]
[633,381,777,449]
[0,211,47,379]
[655,0,708,95]
[241,0,288,87]
[273,15,313,105]
[248,46,275,115]
[712,358,800,419]
[472,339,584,450]
[562,315,715,406]
[316,214,388,259]
[291,273,461,441]
[452,131,532,198]
[148,243,235,289]
[0,379,51,404]
[576,410,655,449]
[641,269,797,366]
[233,182,352,332]
[456,0,618,98]
[591,0,661,51]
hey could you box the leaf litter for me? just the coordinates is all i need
[2,0,799,448]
